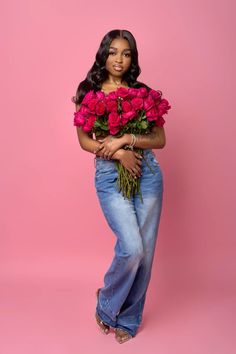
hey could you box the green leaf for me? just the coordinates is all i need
[100,123,109,130]
[140,121,148,129]
[94,120,101,128]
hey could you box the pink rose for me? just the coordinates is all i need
[82,90,97,105]
[156,116,166,127]
[95,101,106,116]
[121,116,129,126]
[136,87,148,98]
[127,88,138,98]
[149,89,162,102]
[110,126,120,135]
[106,92,117,100]
[121,110,136,125]
[96,91,105,100]
[143,96,155,111]
[146,107,158,122]
[131,97,143,111]
[121,100,132,113]
[116,87,130,98]
[83,115,96,132]
[88,98,99,113]
[157,99,171,116]
[106,99,118,112]
[73,111,86,126]
[108,112,121,135]
[79,105,90,116]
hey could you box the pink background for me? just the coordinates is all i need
[1,0,235,353]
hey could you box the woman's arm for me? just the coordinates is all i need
[74,105,143,177]
[76,127,143,177]
[94,125,166,157]
[76,126,122,160]
[75,104,121,159]
[123,126,166,149]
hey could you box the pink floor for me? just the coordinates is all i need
[0,265,235,354]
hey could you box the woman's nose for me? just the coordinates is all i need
[115,54,123,63]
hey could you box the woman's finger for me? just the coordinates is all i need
[127,167,136,178]
[134,152,142,159]
[133,167,141,176]
[103,151,110,159]
[94,146,103,153]
[107,152,112,160]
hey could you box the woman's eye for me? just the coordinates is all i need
[108,52,131,57]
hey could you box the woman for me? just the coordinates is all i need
[72,29,166,343]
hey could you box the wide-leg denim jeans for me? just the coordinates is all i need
[94,148,163,337]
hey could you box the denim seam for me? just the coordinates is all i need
[107,256,122,318]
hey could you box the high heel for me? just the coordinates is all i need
[115,328,133,344]
[95,288,110,335]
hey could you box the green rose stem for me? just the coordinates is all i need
[115,161,143,202]
[95,99,157,202]
[114,144,157,203]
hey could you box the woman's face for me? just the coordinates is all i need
[105,37,132,79]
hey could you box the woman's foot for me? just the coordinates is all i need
[115,328,133,344]
[95,288,110,335]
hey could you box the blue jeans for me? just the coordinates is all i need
[94,148,163,337]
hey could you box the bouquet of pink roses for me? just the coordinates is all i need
[73,86,171,201]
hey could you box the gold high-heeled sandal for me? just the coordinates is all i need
[115,328,133,344]
[95,288,110,335]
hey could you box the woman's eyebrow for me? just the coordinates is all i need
[109,47,131,51]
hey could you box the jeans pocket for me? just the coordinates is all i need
[144,152,160,171]
[143,153,163,181]
[149,154,159,167]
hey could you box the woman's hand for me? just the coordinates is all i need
[94,135,129,159]
[118,150,143,178]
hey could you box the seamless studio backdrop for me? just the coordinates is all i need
[1,0,235,353]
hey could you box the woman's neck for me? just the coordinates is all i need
[101,78,128,92]
[103,76,127,87]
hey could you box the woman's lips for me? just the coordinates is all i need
[113,65,123,71]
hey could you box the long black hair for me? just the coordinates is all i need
[72,29,152,105]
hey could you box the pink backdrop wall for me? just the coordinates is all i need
[1,0,235,353]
